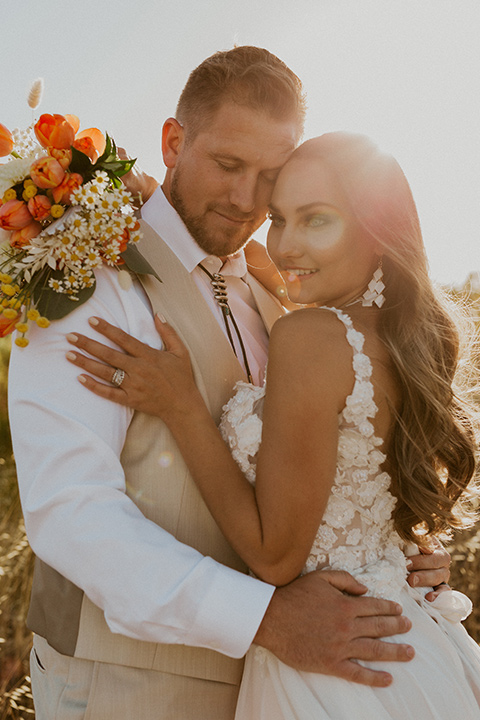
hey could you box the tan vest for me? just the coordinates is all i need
[27,221,284,685]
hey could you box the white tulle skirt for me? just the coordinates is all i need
[235,586,480,720]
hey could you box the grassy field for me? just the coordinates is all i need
[0,286,479,719]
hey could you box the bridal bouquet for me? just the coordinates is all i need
[0,104,153,347]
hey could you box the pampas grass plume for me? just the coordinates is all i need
[27,78,44,109]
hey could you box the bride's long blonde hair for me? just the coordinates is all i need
[292,133,479,543]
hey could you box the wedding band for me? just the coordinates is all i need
[111,368,125,387]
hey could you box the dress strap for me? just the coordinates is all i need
[319,306,377,425]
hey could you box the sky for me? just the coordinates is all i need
[1,0,479,285]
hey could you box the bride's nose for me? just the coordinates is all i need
[274,226,302,259]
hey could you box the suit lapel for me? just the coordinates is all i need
[135,221,247,422]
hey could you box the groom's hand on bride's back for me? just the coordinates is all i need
[253,570,414,687]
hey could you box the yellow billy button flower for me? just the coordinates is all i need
[27,308,40,321]
[0,273,13,284]
[36,317,50,328]
[15,337,29,348]
[8,298,22,310]
[22,185,38,201]
[50,204,65,218]
[1,284,16,297]
[3,188,17,202]
[2,308,19,319]
[15,322,28,333]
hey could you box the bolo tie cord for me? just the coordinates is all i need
[198,264,254,384]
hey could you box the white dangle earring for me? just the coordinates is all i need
[361,260,385,308]
[344,259,385,309]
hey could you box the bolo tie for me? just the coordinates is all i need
[198,263,253,384]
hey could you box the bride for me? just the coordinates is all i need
[66,132,480,718]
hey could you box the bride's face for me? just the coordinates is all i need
[266,158,378,307]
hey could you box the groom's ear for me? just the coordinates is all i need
[162,118,185,169]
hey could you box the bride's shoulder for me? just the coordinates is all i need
[271,307,349,348]
[268,307,355,384]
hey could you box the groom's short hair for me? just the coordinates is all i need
[176,46,306,141]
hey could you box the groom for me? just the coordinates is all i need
[9,46,450,720]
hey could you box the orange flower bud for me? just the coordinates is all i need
[48,147,72,170]
[51,172,83,204]
[30,156,66,190]
[0,199,33,230]
[34,114,75,150]
[0,123,14,157]
[72,136,98,163]
[118,229,129,254]
[76,128,105,157]
[10,220,42,248]
[64,115,80,134]
[28,194,52,222]
[0,311,21,338]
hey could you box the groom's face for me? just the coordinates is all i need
[164,102,298,258]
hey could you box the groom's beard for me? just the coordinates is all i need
[170,166,260,258]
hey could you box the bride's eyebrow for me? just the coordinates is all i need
[268,201,331,214]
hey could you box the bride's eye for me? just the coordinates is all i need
[306,214,327,228]
[267,212,285,228]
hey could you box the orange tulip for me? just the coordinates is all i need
[0,312,21,338]
[72,136,98,163]
[52,172,83,204]
[30,156,66,190]
[28,194,52,222]
[0,123,14,157]
[64,114,80,134]
[76,128,105,156]
[34,114,75,150]
[0,199,33,230]
[10,221,42,248]
[48,147,72,170]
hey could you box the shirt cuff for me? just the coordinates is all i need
[190,558,275,658]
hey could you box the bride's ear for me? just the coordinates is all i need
[162,118,185,169]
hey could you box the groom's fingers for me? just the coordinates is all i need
[350,637,414,663]
[337,660,394,688]
[355,612,411,638]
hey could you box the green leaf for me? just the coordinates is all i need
[69,146,95,177]
[31,270,96,320]
[121,244,161,281]
[95,133,113,164]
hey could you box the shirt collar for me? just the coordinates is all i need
[141,186,247,278]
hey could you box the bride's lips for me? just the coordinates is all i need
[283,268,318,283]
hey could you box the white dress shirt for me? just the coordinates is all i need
[8,187,274,659]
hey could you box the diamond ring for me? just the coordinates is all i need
[111,368,125,387]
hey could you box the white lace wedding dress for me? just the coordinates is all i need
[220,308,480,720]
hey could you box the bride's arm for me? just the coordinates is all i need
[66,310,348,586]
